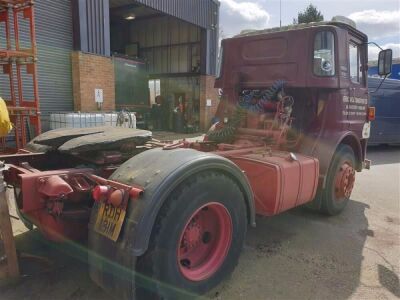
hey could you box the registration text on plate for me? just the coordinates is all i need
[94,203,126,242]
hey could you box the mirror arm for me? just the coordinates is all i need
[363,42,383,51]
[370,75,388,94]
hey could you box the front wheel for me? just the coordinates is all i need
[320,145,357,215]
[136,172,247,299]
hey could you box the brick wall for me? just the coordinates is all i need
[71,52,115,112]
[200,75,219,131]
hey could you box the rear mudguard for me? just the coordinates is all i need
[118,148,254,256]
[88,148,255,297]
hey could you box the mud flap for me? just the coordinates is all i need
[305,189,323,210]
[88,203,137,300]
[304,175,325,210]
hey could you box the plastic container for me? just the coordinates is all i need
[50,113,105,129]
[49,112,137,130]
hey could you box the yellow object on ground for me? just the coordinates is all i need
[0,97,13,137]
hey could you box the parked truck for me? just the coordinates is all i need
[0,18,392,299]
[368,77,400,145]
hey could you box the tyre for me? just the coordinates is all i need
[136,172,247,299]
[320,145,356,216]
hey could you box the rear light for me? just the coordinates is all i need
[92,185,110,202]
[93,185,143,204]
[368,107,376,121]
[109,189,124,207]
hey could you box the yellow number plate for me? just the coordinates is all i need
[94,203,126,242]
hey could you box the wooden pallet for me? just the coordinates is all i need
[0,172,19,280]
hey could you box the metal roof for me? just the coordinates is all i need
[110,0,220,29]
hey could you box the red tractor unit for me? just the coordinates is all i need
[0,18,392,299]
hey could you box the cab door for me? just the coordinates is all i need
[347,37,369,136]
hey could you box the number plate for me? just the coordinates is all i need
[94,203,126,242]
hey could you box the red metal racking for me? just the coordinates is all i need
[0,0,40,152]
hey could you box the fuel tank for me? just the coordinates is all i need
[229,151,319,216]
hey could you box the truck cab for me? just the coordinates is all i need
[214,20,373,178]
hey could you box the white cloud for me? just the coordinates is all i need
[369,43,400,61]
[219,0,271,37]
[348,10,400,39]
[220,0,270,22]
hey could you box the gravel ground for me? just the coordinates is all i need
[0,146,399,300]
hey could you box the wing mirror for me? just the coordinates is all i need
[378,49,393,76]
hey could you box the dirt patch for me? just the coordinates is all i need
[385,216,400,225]
[254,240,282,258]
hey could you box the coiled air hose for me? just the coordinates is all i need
[239,80,286,112]
[207,80,286,143]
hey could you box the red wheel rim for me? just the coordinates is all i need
[177,202,233,282]
[334,161,356,201]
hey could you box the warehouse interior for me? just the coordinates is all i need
[108,0,216,132]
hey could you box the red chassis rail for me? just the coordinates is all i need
[4,164,95,241]
[2,153,144,242]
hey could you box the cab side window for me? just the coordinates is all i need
[314,31,335,76]
[349,42,362,83]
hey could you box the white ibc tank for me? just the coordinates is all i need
[50,113,105,129]
[49,112,137,130]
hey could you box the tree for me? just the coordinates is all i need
[293,4,324,24]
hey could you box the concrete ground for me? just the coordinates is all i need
[0,146,399,300]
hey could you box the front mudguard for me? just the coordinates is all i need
[302,130,363,210]
[88,148,256,298]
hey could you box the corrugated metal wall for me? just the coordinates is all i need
[74,0,111,56]
[0,0,74,131]
[134,0,219,30]
[77,0,219,74]
[134,0,219,75]
[111,16,201,75]
[109,0,219,75]
[35,0,74,129]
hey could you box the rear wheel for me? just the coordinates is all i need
[320,145,356,215]
[136,172,247,299]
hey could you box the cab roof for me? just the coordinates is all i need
[235,20,367,41]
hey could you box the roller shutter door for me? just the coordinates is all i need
[34,0,74,130]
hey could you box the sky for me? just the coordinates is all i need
[219,0,400,60]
